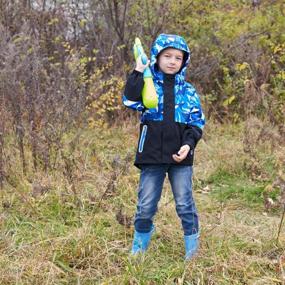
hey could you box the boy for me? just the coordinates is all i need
[122,34,205,260]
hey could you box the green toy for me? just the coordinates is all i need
[133,38,158,109]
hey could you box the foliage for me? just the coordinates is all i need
[0,24,88,175]
[1,0,284,127]
[167,0,285,124]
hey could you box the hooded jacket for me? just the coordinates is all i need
[123,34,205,168]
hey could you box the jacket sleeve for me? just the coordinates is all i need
[182,90,206,149]
[122,70,145,111]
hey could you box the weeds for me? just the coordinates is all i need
[0,121,284,284]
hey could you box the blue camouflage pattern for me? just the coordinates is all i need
[123,34,205,129]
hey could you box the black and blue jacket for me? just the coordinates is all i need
[123,34,205,168]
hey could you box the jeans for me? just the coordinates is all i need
[134,164,199,235]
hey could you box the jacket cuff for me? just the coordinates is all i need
[133,69,143,75]
[182,140,196,150]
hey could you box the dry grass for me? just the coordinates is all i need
[0,119,284,284]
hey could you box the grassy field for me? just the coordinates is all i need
[0,119,284,284]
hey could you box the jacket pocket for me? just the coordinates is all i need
[138,125,148,153]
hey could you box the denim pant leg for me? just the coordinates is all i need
[134,165,166,233]
[168,165,199,235]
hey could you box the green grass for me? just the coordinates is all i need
[206,169,282,212]
[208,170,264,204]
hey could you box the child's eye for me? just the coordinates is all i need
[176,57,182,61]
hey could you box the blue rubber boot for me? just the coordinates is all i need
[131,225,155,255]
[184,232,199,260]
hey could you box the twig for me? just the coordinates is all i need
[277,204,285,242]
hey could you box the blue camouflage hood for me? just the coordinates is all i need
[123,33,205,130]
[150,34,190,84]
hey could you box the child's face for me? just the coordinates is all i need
[157,48,184,75]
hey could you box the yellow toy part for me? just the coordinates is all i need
[133,37,158,109]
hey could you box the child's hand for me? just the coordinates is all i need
[172,145,190,163]
[135,56,150,73]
